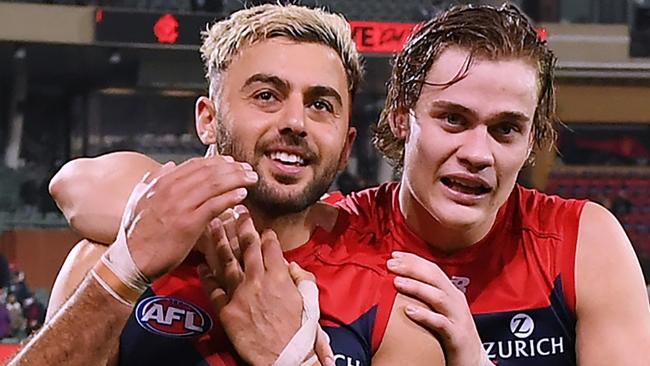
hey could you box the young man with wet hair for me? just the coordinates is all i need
[366,4,650,365]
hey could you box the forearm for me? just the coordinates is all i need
[8,275,131,366]
[49,152,162,244]
[46,240,107,321]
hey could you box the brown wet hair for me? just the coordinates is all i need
[373,3,559,170]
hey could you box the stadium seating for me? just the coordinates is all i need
[546,169,650,257]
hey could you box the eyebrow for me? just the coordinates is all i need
[242,73,343,108]
[430,100,531,124]
[305,86,343,108]
[241,73,290,96]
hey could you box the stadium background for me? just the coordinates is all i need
[0,0,649,357]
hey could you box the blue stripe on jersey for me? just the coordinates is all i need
[324,304,377,366]
[474,276,576,365]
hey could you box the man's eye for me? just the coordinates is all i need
[446,113,464,125]
[312,100,333,113]
[256,91,275,101]
[497,124,519,135]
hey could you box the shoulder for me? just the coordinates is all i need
[336,182,399,216]
[333,182,400,235]
[512,185,587,235]
[575,201,647,316]
[576,201,637,278]
[574,202,650,363]
[576,201,632,264]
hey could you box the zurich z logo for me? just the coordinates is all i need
[510,313,535,339]
[136,296,212,338]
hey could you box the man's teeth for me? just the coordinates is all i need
[270,152,305,165]
[445,178,489,194]
[450,178,482,189]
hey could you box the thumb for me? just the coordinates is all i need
[314,327,334,366]
[288,262,316,285]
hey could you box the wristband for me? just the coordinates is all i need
[90,180,152,305]
[273,280,321,366]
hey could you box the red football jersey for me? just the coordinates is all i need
[118,213,395,365]
[336,182,586,365]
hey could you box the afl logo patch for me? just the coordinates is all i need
[135,296,212,338]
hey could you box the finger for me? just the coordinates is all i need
[209,219,236,272]
[288,262,316,284]
[260,229,287,273]
[221,209,241,264]
[195,229,215,257]
[208,219,244,296]
[141,158,253,223]
[235,208,263,268]
[233,205,256,257]
[231,205,250,261]
[404,304,454,344]
[194,187,249,225]
[157,155,253,197]
[168,161,257,210]
[387,251,457,293]
[241,226,264,280]
[159,156,234,186]
[394,276,455,316]
[314,327,334,366]
[197,263,228,313]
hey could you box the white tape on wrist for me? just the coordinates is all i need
[91,181,152,305]
[273,280,321,366]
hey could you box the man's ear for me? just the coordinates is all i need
[337,127,357,171]
[195,96,217,145]
[389,111,410,140]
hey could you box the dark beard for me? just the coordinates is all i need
[215,122,341,218]
[246,159,338,217]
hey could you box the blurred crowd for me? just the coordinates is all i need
[0,255,46,341]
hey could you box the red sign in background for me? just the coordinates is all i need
[94,10,548,53]
[349,21,547,53]
[349,21,417,53]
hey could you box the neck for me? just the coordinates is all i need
[398,181,497,254]
[246,201,338,252]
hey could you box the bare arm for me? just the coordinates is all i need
[575,202,650,365]
[8,274,130,366]
[45,240,107,321]
[372,293,445,365]
[49,152,162,244]
[12,156,254,366]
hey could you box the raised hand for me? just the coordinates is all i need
[199,207,306,366]
[387,251,488,366]
[123,155,258,281]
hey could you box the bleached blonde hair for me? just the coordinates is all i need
[200,4,363,102]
